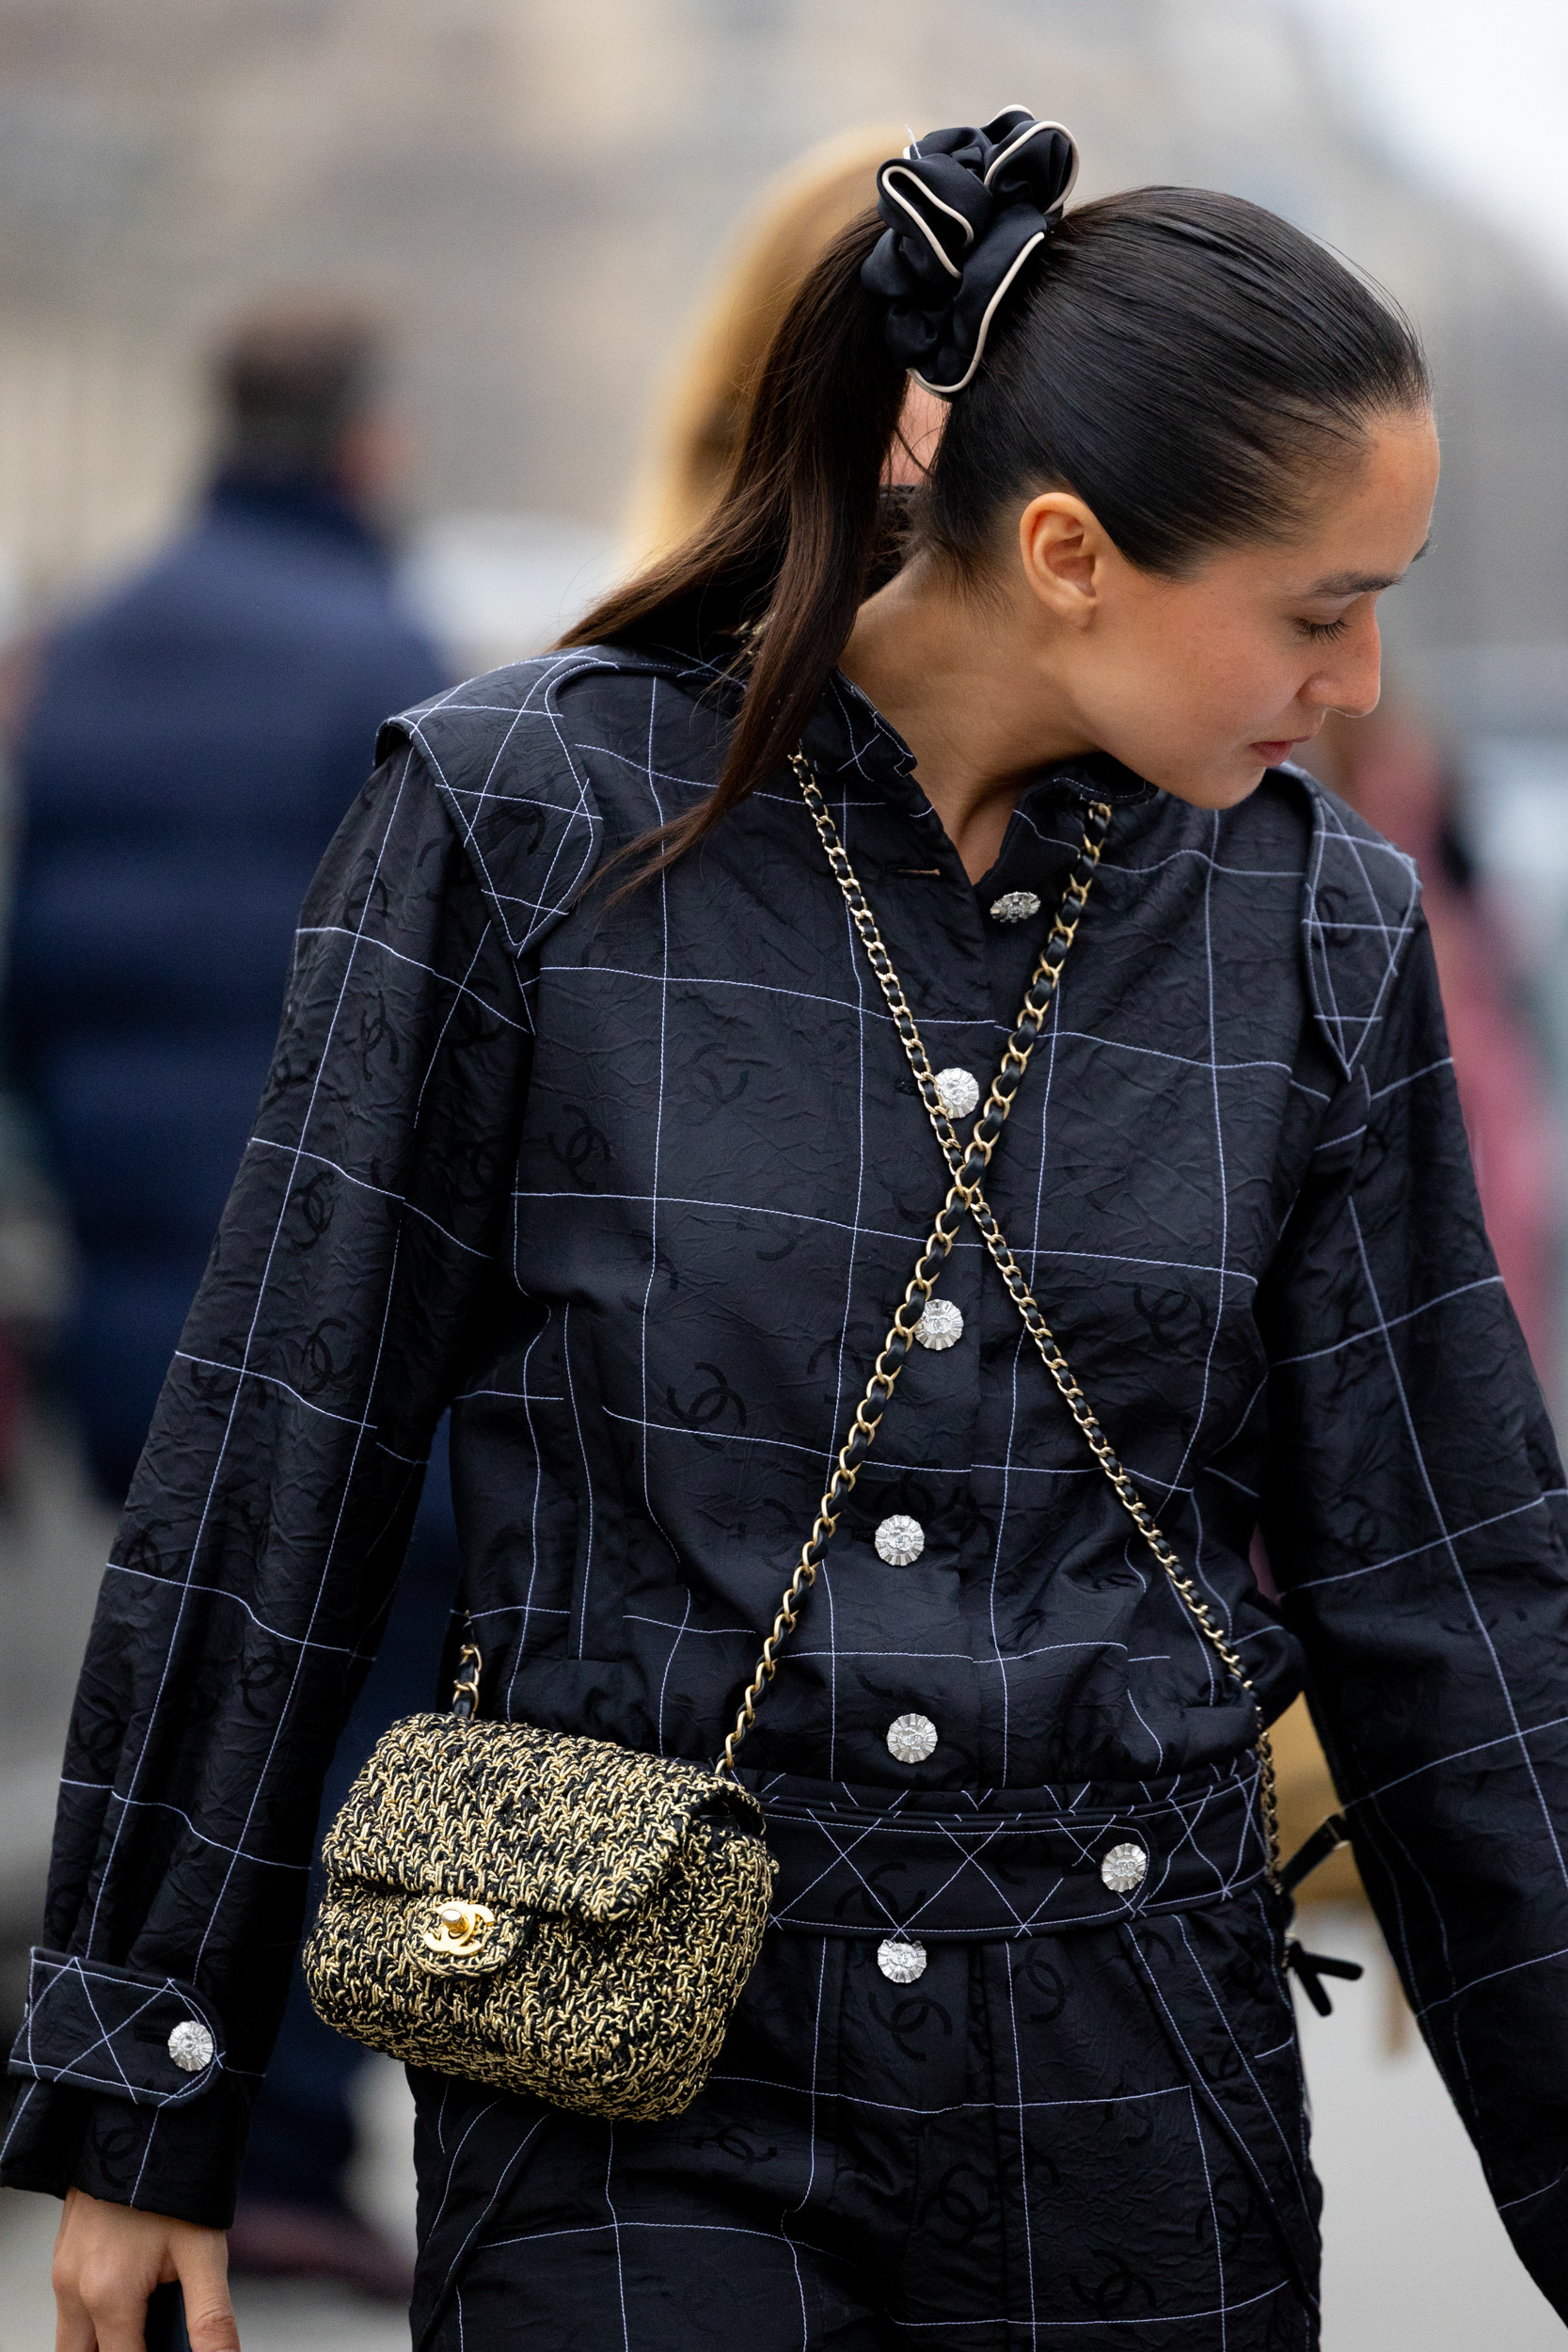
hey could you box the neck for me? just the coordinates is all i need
[207,467,383,556]
[840,552,1093,882]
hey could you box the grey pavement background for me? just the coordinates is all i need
[0,1956,418,2350]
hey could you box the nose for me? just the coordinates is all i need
[1307,609,1382,721]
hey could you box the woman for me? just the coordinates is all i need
[13,109,1568,2351]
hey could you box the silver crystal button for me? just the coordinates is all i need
[887,1712,938,1764]
[877,1936,928,1983]
[915,1297,963,1352]
[874,1513,926,1566]
[1101,1841,1148,1895]
[933,1067,980,1120]
[166,2019,214,2073]
[990,889,1042,924]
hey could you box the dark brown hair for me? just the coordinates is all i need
[563,186,1428,883]
[213,298,386,485]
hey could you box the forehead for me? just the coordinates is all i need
[1228,410,1439,594]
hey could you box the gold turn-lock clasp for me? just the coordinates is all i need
[421,1899,496,1956]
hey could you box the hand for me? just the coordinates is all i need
[52,2186,239,2352]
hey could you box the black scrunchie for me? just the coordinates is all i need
[862,105,1079,398]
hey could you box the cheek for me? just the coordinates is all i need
[1138,622,1290,737]
[1077,613,1301,804]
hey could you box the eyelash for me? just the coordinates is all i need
[1298,615,1352,644]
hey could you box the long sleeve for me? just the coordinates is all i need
[1257,914,1568,2311]
[2,733,537,2223]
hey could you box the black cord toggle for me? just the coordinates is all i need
[1285,1939,1365,2018]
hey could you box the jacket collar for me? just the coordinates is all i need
[205,469,390,564]
[804,670,1156,816]
[631,639,1157,816]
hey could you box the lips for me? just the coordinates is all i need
[1251,739,1304,763]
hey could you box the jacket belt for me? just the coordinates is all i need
[748,1758,1270,1939]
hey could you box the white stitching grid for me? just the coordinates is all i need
[84,750,413,1922]
[821,771,875,1779]
[1187,2086,1228,2349]
[1344,1195,1568,1898]
[1003,1945,1041,2347]
[637,680,677,1593]
[763,1764,1267,1937]
[17,645,1566,2282]
[986,929,1067,1783]
[504,1311,556,1717]
[562,1302,597,1661]
[14,1955,224,2106]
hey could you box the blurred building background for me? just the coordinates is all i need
[0,0,1560,661]
[2,2,1568,2346]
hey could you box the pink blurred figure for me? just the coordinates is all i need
[1318,705,1559,1403]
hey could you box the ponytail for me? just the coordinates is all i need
[565,113,1429,892]
[560,209,904,884]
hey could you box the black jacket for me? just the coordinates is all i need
[8,477,446,1495]
[7,645,1568,2309]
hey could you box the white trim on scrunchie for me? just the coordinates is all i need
[912,230,1048,398]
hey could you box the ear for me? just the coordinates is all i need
[1019,493,1113,628]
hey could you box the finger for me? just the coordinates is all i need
[175,2240,240,2352]
[52,2230,102,2352]
[71,2280,154,2352]
[51,2201,97,2352]
[51,2269,96,2352]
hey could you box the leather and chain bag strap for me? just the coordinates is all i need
[306,743,1283,2128]
[725,749,1280,1884]
[306,752,1113,2125]
[307,764,1116,2123]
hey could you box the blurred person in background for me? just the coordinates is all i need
[5,299,454,2300]
[8,299,446,1503]
[1313,699,1558,1389]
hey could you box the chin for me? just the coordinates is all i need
[1157,764,1268,813]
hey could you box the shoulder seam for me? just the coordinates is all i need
[377,653,629,956]
[1281,763,1421,1083]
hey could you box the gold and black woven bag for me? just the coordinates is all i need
[303,1692,772,2120]
[305,758,1276,2122]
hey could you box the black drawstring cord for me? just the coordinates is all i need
[1278,1812,1365,2015]
[1285,1942,1365,2018]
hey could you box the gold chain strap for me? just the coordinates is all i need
[718,764,1109,1778]
[791,751,1278,1881]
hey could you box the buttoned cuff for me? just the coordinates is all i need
[2,1950,252,2227]
[8,1949,226,2106]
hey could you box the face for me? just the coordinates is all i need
[1019,410,1441,808]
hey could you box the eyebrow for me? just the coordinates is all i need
[1303,534,1432,599]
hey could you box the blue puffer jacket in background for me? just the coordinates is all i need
[8,477,448,1498]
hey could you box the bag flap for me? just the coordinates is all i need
[320,1713,762,1926]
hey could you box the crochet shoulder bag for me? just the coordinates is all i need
[303,754,1277,2122]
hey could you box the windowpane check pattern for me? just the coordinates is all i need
[7,648,1568,2330]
